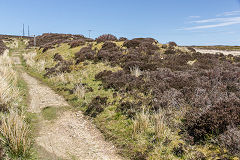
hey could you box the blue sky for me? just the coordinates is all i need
[0,0,240,45]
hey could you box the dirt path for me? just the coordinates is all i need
[195,48,240,56]
[12,53,122,160]
[22,73,69,113]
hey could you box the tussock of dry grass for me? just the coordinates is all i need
[0,47,32,159]
[74,83,85,99]
[22,52,37,67]
[0,110,31,158]
[23,51,47,72]
[130,66,142,77]
[0,51,19,108]
[133,110,150,135]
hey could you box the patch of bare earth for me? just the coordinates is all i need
[21,72,122,160]
[195,48,240,56]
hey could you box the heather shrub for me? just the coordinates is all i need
[119,37,128,41]
[123,38,157,49]
[41,44,54,53]
[53,53,63,61]
[84,96,108,117]
[100,41,119,52]
[44,60,73,77]
[218,127,240,156]
[164,49,176,55]
[74,47,95,64]
[168,41,177,47]
[123,39,141,48]
[185,98,240,142]
[68,40,85,48]
[95,34,117,43]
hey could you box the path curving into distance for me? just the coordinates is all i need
[13,53,122,160]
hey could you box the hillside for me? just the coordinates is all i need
[0,34,239,159]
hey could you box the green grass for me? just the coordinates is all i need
[41,106,58,121]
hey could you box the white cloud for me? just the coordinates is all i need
[181,16,240,30]
[182,21,240,30]
[192,17,240,23]
[217,10,240,17]
[189,16,200,18]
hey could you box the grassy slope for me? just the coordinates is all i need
[20,40,239,160]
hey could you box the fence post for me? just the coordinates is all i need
[34,35,36,47]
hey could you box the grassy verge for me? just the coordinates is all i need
[0,38,36,159]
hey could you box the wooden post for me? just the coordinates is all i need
[34,35,36,47]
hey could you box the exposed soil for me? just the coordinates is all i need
[22,73,69,113]
[12,52,122,160]
[195,48,240,56]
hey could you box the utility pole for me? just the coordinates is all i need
[88,30,92,38]
[23,24,25,37]
[28,25,30,37]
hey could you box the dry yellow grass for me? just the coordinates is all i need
[0,110,31,158]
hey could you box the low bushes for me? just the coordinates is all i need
[168,41,177,47]
[95,34,118,43]
[68,40,85,48]
[185,98,240,142]
[44,60,73,77]
[94,47,240,146]
[28,33,92,52]
[84,96,108,117]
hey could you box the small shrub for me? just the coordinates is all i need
[173,143,184,157]
[53,53,63,61]
[68,40,85,48]
[164,49,176,55]
[95,34,117,43]
[101,41,117,51]
[123,40,141,48]
[218,127,240,156]
[44,60,73,77]
[168,41,177,47]
[119,37,128,41]
[74,47,95,64]
[85,96,108,117]
[185,98,240,142]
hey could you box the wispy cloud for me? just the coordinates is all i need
[189,16,200,19]
[182,20,240,30]
[217,10,240,17]
[192,17,240,23]
[180,11,240,30]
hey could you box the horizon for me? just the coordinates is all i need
[1,0,240,46]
